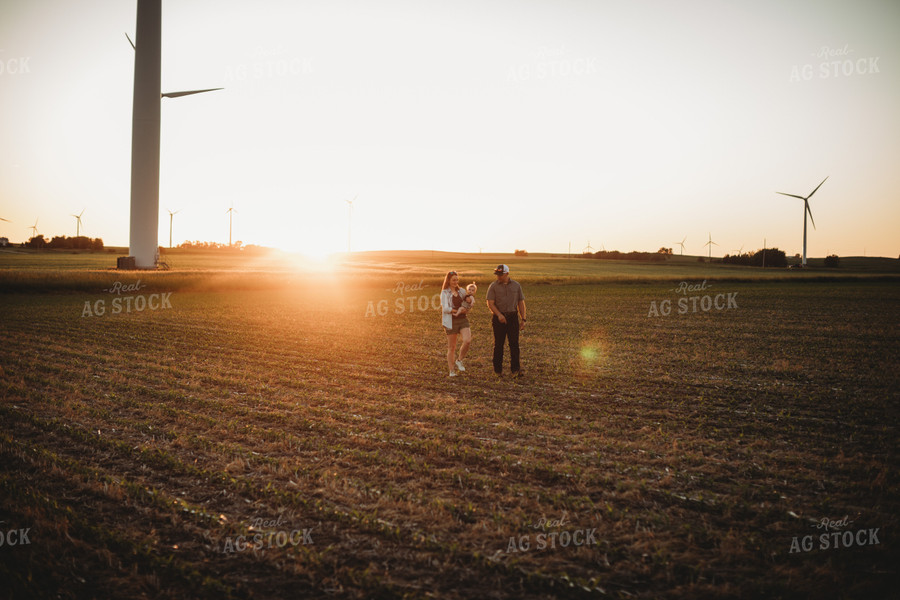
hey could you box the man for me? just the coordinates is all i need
[486,264,526,376]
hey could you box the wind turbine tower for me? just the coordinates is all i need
[226,205,236,246]
[72,209,85,237]
[704,232,718,261]
[125,0,222,269]
[28,219,39,239]
[776,176,827,267]
[167,209,179,248]
[345,195,356,253]
[676,236,686,256]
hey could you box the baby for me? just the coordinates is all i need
[452,282,477,316]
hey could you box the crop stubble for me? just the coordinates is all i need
[0,278,897,599]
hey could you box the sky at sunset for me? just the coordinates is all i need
[1,0,898,258]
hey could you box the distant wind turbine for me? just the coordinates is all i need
[583,241,594,253]
[167,209,179,248]
[345,195,357,253]
[28,219,39,238]
[676,236,686,255]
[226,204,236,246]
[776,176,827,267]
[704,232,718,261]
[72,209,85,237]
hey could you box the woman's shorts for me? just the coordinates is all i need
[445,316,470,335]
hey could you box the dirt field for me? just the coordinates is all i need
[1,258,898,598]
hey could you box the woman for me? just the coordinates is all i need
[440,270,472,377]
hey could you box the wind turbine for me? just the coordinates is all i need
[226,204,236,246]
[72,209,85,237]
[776,176,827,267]
[345,195,356,253]
[167,208,179,248]
[676,236,686,255]
[125,0,222,269]
[704,232,718,261]
[583,241,594,254]
[28,219,39,239]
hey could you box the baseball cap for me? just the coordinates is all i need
[494,264,509,274]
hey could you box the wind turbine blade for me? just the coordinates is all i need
[806,176,828,199]
[125,32,135,50]
[162,88,224,99]
[806,201,816,230]
[776,192,806,200]
[0,217,9,222]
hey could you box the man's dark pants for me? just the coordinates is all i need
[492,312,520,374]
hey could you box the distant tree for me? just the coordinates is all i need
[514,249,528,256]
[749,247,787,268]
[824,254,840,268]
[657,247,673,255]
[44,235,104,250]
[26,235,46,249]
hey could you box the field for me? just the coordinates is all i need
[1,251,898,599]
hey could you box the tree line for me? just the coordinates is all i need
[24,235,104,250]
